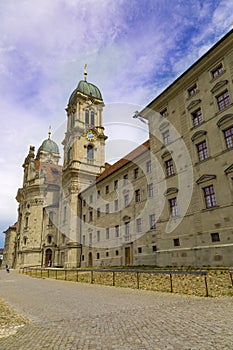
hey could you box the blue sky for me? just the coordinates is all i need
[1,0,233,247]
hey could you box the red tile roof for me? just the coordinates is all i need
[96,139,150,183]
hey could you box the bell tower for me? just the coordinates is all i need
[60,66,107,267]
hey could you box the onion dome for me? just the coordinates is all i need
[68,65,103,104]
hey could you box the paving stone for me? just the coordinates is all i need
[0,270,232,349]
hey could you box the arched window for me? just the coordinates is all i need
[85,109,89,124]
[85,110,95,126]
[47,235,52,244]
[90,111,94,126]
[87,145,94,159]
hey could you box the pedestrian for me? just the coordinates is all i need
[6,264,10,273]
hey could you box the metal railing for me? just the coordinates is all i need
[20,267,211,297]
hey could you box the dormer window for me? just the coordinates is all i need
[211,63,224,79]
[160,108,168,117]
[188,83,198,97]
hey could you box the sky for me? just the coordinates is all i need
[1,0,233,247]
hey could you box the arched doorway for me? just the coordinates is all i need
[45,248,52,267]
[88,252,93,267]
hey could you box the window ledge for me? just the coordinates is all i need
[201,205,219,212]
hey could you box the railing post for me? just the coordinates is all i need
[204,274,209,297]
[41,269,42,278]
[136,272,140,289]
[113,272,115,286]
[76,271,79,282]
[56,269,58,280]
[65,269,67,281]
[91,271,94,284]
[48,269,49,278]
[170,274,173,293]
[229,271,233,288]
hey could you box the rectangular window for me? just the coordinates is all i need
[83,214,86,223]
[115,250,119,256]
[134,168,139,179]
[97,230,100,242]
[152,245,157,252]
[148,183,154,197]
[97,208,100,218]
[191,108,203,127]
[146,160,151,173]
[83,199,86,207]
[135,189,141,203]
[124,194,129,207]
[162,130,169,145]
[82,235,85,245]
[106,204,109,214]
[211,232,220,242]
[136,218,142,233]
[123,174,128,185]
[169,198,178,217]
[173,238,180,247]
[203,185,217,208]
[114,180,118,190]
[106,228,109,239]
[89,194,93,203]
[224,126,233,149]
[188,83,198,97]
[125,222,130,241]
[106,251,109,257]
[115,225,119,237]
[149,214,156,229]
[105,185,109,194]
[97,190,100,199]
[89,232,92,244]
[216,90,230,111]
[211,63,224,79]
[196,140,208,161]
[114,199,119,211]
[165,159,174,176]
[97,252,100,259]
[89,211,93,222]
[138,247,142,254]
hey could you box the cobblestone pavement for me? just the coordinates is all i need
[0,270,232,350]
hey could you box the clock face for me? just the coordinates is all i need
[85,130,97,142]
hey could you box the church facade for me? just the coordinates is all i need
[3,29,233,268]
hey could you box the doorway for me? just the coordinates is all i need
[88,252,93,267]
[45,248,52,267]
[125,247,131,265]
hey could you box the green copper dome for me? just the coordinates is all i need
[38,137,59,155]
[69,79,103,104]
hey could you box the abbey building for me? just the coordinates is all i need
[3,30,233,268]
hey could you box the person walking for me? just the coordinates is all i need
[6,264,10,273]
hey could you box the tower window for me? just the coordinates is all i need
[85,109,95,126]
[87,145,94,159]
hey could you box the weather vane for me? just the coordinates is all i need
[84,64,88,81]
[48,125,51,139]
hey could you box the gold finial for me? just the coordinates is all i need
[84,64,87,81]
[48,125,51,139]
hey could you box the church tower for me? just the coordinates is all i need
[60,66,107,267]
